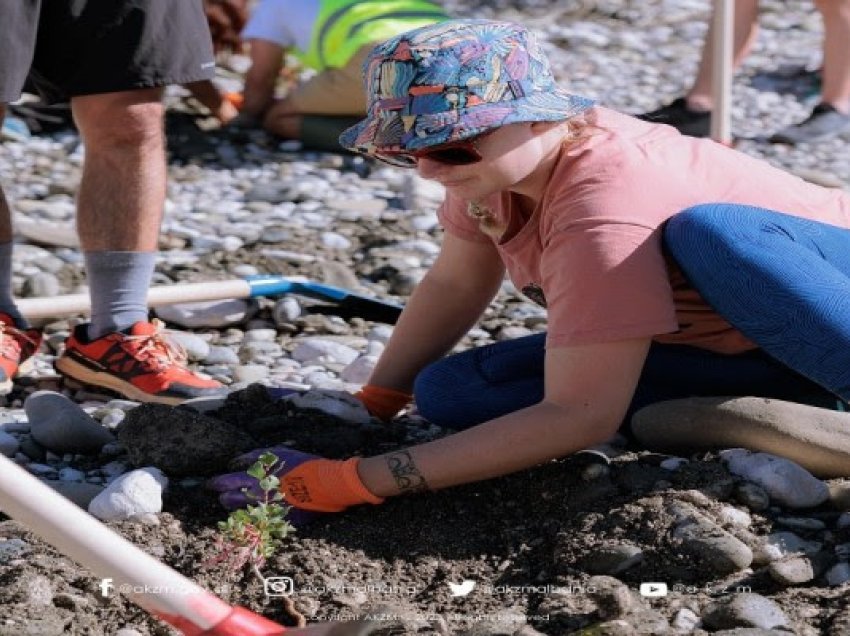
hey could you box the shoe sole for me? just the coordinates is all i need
[55,356,185,406]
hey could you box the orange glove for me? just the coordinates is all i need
[211,448,383,516]
[354,384,413,422]
[280,457,384,512]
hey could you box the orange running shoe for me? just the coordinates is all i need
[56,319,226,405]
[0,313,42,395]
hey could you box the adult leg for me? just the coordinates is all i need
[665,204,850,399]
[0,105,13,244]
[0,1,47,391]
[413,332,836,430]
[769,0,850,142]
[0,105,28,325]
[814,0,850,113]
[0,0,40,325]
[71,89,164,336]
[687,0,760,110]
[0,131,21,324]
[59,87,224,404]
[638,0,758,136]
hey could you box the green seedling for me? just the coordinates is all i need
[207,452,295,573]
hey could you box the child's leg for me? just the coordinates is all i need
[413,333,835,430]
[664,204,850,400]
[414,333,547,430]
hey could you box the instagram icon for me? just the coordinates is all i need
[264,576,295,597]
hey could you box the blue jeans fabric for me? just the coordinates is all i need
[665,204,850,401]
[414,204,845,431]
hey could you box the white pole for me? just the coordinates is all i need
[711,0,735,143]
[17,279,252,321]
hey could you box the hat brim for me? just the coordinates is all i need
[339,90,595,155]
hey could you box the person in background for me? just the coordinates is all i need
[0,0,226,404]
[639,0,850,143]
[210,20,850,521]
[185,0,251,123]
[225,0,449,150]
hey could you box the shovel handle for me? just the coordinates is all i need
[17,276,402,323]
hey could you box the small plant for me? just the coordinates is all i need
[207,452,295,573]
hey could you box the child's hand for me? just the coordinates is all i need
[208,446,383,518]
[353,385,413,422]
[204,0,249,53]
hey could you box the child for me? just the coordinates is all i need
[222,0,448,150]
[210,19,850,517]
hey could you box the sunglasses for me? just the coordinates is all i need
[373,132,491,169]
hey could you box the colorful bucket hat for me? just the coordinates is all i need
[339,19,595,155]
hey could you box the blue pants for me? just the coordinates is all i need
[414,204,847,430]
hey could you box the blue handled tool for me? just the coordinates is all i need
[18,275,404,324]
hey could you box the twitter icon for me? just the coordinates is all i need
[448,580,476,597]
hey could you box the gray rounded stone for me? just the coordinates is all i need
[767,556,816,585]
[41,479,104,509]
[702,593,789,631]
[25,391,115,454]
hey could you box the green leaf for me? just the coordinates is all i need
[258,476,277,492]
[258,452,278,467]
[246,463,266,480]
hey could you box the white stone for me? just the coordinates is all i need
[88,467,168,521]
[233,365,269,383]
[273,297,302,323]
[671,607,700,633]
[721,449,829,508]
[763,531,823,559]
[165,330,211,362]
[155,299,253,328]
[366,325,393,344]
[292,338,359,365]
[717,506,752,528]
[243,328,277,342]
[321,232,352,249]
[340,355,379,385]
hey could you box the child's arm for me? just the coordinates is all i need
[367,231,507,393]
[211,336,653,514]
[240,39,285,119]
[359,336,651,495]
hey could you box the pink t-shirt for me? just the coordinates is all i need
[438,107,850,354]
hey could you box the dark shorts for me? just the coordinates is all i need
[0,0,215,104]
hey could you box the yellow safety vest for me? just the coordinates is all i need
[295,0,448,71]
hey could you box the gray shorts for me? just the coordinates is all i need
[0,0,216,104]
